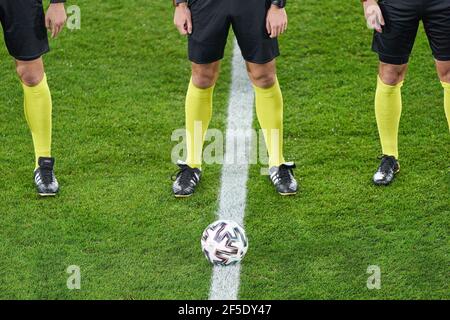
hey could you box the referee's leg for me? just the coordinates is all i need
[16,58,53,169]
[436,61,450,131]
[247,60,286,168]
[184,61,220,169]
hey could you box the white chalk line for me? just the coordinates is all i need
[209,39,255,301]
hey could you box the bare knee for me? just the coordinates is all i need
[379,63,408,85]
[191,62,220,89]
[16,59,45,87]
[436,62,450,83]
[248,71,276,88]
[247,62,277,88]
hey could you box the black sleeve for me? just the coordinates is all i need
[50,0,66,3]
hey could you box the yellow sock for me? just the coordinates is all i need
[185,79,214,169]
[22,74,52,168]
[254,79,285,168]
[375,76,403,159]
[442,81,450,132]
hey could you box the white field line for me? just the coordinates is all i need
[209,39,254,300]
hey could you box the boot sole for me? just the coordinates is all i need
[278,191,297,196]
[38,193,57,197]
[174,194,193,198]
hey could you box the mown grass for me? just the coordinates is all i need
[0,0,231,299]
[241,0,449,299]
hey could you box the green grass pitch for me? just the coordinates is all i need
[0,0,448,299]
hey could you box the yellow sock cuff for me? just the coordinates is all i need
[377,76,403,93]
[188,78,215,98]
[441,81,450,90]
[253,79,281,97]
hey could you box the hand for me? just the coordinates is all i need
[45,3,67,38]
[363,0,385,33]
[266,5,288,39]
[174,3,192,35]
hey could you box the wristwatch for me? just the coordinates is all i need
[271,0,287,8]
[173,0,187,7]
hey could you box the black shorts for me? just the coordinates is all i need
[372,0,450,65]
[0,0,49,61]
[188,0,279,64]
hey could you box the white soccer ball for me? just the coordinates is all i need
[201,220,249,266]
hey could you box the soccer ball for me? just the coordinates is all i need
[201,220,249,266]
